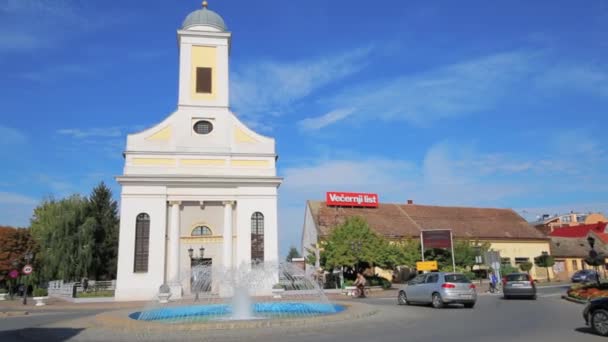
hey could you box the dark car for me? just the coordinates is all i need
[502,273,536,300]
[584,297,608,336]
[573,270,600,283]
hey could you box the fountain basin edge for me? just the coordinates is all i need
[95,301,378,332]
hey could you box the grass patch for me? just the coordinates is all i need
[76,290,115,298]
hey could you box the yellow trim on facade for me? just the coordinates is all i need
[190,46,217,101]
[180,159,226,166]
[234,127,258,143]
[145,126,172,141]
[181,235,223,243]
[132,158,176,166]
[230,159,270,167]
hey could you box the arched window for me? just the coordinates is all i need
[251,212,264,263]
[134,213,150,273]
[192,226,213,236]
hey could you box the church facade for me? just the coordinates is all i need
[114,4,281,301]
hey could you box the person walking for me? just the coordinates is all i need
[489,271,499,293]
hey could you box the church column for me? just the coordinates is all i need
[223,201,234,269]
[169,201,181,282]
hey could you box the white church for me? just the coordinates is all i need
[114,2,281,301]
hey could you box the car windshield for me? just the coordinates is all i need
[444,274,471,283]
[506,274,529,281]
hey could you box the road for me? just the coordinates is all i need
[0,285,602,341]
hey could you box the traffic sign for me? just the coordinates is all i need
[22,264,33,275]
[416,261,439,271]
[9,270,19,279]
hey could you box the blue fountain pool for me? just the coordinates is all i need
[131,302,345,323]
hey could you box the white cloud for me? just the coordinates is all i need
[308,51,535,129]
[0,191,37,205]
[517,202,608,222]
[57,127,124,139]
[0,0,117,52]
[0,125,27,145]
[277,139,608,253]
[0,191,38,227]
[20,64,92,82]
[538,64,608,98]
[230,47,371,119]
[297,108,355,131]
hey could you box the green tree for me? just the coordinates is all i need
[321,216,386,271]
[453,240,491,270]
[30,196,94,282]
[377,239,421,269]
[87,182,119,280]
[534,253,555,282]
[519,261,533,274]
[285,246,302,262]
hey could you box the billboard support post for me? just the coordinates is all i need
[420,232,425,262]
[450,231,456,273]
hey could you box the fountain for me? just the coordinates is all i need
[131,262,344,324]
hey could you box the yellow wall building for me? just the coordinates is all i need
[303,200,553,281]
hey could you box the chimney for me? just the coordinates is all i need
[407,199,414,205]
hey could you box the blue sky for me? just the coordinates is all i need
[1,0,607,257]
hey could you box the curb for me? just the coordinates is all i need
[562,295,588,305]
[0,311,30,318]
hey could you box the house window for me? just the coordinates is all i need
[501,257,512,266]
[192,226,212,236]
[196,67,212,93]
[251,212,264,264]
[134,213,150,273]
[572,260,578,271]
[514,257,530,265]
[561,215,572,223]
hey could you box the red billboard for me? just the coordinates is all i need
[326,192,379,208]
[421,230,452,249]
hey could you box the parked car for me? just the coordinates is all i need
[502,273,536,300]
[572,270,600,283]
[397,272,477,308]
[583,297,608,336]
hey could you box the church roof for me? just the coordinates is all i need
[182,5,227,31]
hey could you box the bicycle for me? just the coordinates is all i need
[353,286,370,298]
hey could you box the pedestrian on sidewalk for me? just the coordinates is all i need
[489,271,499,293]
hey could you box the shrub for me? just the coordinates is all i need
[367,275,392,289]
[342,279,355,288]
[500,265,519,276]
[272,283,285,290]
[33,288,48,297]
[0,288,7,294]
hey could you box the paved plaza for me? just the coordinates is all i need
[0,285,603,342]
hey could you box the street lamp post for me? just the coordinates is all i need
[10,260,18,300]
[22,252,33,305]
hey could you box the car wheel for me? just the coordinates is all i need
[432,293,444,309]
[464,302,475,309]
[398,291,409,305]
[503,295,510,300]
[592,309,608,336]
[530,294,537,300]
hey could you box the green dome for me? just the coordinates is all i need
[182,8,227,31]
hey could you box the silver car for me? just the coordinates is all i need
[397,272,477,308]
[502,273,536,299]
